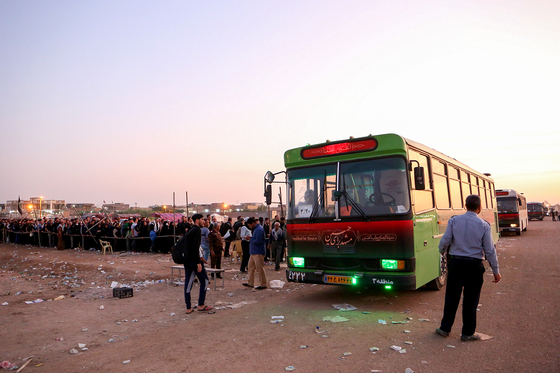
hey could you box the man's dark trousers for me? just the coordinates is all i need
[440,256,485,336]
[240,240,250,272]
[183,264,208,310]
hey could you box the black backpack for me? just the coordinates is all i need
[220,222,230,236]
[171,229,190,264]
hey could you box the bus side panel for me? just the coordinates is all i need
[520,209,528,230]
[481,209,500,244]
[413,210,441,288]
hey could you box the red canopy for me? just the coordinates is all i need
[150,212,185,222]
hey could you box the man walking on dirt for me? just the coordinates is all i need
[184,213,213,314]
[242,217,268,290]
[435,194,501,341]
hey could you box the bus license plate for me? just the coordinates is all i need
[324,275,353,285]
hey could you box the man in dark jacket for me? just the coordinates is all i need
[220,217,233,257]
[184,214,213,314]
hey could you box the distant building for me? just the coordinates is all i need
[67,203,96,214]
[102,203,130,212]
[5,198,66,217]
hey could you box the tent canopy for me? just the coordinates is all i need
[150,212,185,222]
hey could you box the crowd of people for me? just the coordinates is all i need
[180,213,287,313]
[0,215,221,253]
[0,214,288,266]
[0,213,289,315]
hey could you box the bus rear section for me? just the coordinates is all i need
[528,202,545,220]
[496,189,528,235]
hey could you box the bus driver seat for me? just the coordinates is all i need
[378,169,409,213]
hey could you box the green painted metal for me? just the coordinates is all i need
[284,134,407,168]
[283,133,499,290]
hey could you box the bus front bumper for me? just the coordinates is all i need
[285,268,417,290]
[499,227,519,232]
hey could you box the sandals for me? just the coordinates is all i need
[197,305,213,312]
[186,309,194,314]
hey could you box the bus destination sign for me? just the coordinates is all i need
[301,139,377,159]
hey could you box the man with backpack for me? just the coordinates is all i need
[183,214,213,314]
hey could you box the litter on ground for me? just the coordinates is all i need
[332,303,358,311]
[323,315,349,323]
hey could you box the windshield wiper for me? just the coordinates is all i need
[340,190,370,221]
[340,178,369,221]
[309,173,327,223]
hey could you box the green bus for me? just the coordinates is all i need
[266,134,499,290]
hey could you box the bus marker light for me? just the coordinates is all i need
[384,285,392,290]
[381,259,404,270]
[291,257,305,267]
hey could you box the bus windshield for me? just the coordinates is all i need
[288,157,410,219]
[528,204,542,213]
[497,198,519,213]
[289,164,337,219]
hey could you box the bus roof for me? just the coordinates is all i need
[495,189,524,198]
[284,134,494,183]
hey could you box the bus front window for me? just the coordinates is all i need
[339,157,410,217]
[288,165,337,219]
[497,198,518,213]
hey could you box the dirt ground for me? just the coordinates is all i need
[1,220,559,373]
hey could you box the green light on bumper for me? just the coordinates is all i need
[384,285,392,290]
[381,259,399,270]
[291,257,305,267]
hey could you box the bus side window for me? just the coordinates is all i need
[449,167,462,209]
[460,170,471,205]
[471,176,479,197]
[433,160,450,209]
[409,150,434,213]
[485,182,492,209]
[480,180,487,209]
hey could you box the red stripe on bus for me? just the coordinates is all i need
[287,220,413,236]
[498,213,519,220]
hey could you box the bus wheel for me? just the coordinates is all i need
[516,229,521,236]
[427,254,447,290]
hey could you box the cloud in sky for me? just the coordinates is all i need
[1,0,559,206]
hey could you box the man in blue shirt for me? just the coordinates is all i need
[242,217,268,290]
[436,195,502,341]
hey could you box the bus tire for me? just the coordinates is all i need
[516,229,521,236]
[427,254,447,290]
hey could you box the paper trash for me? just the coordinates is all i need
[332,303,358,311]
[323,315,349,323]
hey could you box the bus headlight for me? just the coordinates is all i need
[290,257,305,267]
[510,224,518,227]
[381,259,405,270]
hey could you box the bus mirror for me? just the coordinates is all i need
[265,171,275,184]
[332,190,342,201]
[414,167,425,190]
[264,185,272,205]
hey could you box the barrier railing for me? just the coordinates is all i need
[0,228,176,253]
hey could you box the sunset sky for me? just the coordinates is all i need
[1,1,559,208]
